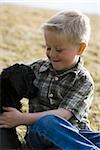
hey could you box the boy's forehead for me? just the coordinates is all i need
[44,30,80,49]
[44,30,67,44]
[45,33,64,46]
[44,30,79,50]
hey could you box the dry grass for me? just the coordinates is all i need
[0,4,100,133]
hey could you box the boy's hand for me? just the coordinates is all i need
[0,107,23,128]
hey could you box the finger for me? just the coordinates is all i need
[3,107,16,111]
[0,124,9,128]
[0,116,5,120]
[0,121,5,124]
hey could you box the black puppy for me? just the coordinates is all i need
[0,64,37,149]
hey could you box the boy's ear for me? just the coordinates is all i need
[78,42,86,55]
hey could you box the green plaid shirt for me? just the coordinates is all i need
[29,57,94,129]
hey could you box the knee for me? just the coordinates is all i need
[27,115,56,148]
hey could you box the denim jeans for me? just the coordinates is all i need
[26,115,100,150]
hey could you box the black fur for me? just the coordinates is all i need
[0,64,37,149]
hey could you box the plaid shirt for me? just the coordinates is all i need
[29,57,94,129]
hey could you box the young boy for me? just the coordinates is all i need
[0,10,100,150]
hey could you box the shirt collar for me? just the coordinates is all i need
[39,59,51,72]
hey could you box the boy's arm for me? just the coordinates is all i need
[0,107,73,128]
[22,108,73,125]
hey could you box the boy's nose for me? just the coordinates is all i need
[50,48,58,58]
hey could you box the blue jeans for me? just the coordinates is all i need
[26,115,100,150]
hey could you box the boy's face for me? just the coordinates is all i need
[44,30,79,71]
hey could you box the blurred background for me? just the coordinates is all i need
[0,0,100,14]
[0,0,100,136]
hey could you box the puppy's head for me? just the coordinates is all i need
[0,63,37,113]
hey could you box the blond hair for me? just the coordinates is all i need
[42,10,91,46]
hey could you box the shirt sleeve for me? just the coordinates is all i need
[59,74,94,121]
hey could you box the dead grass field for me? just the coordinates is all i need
[0,4,100,133]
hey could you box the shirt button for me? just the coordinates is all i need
[49,93,53,98]
[55,77,59,81]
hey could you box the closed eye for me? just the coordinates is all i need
[56,49,63,52]
[46,47,51,51]
[46,47,63,52]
